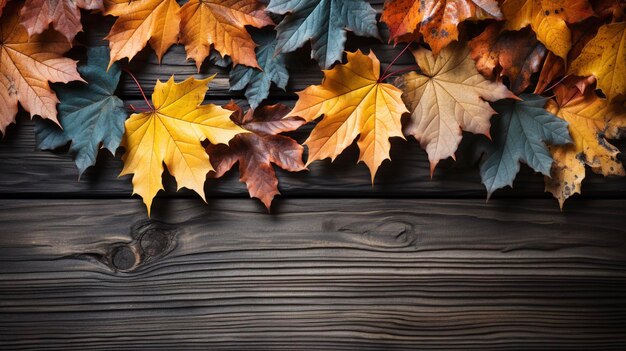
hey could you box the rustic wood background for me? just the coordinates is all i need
[1,2,626,349]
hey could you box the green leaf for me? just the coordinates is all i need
[480,94,572,197]
[230,30,289,109]
[267,0,379,69]
[35,46,126,176]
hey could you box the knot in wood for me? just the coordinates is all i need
[100,220,178,273]
[327,217,419,251]
[111,245,138,271]
[140,229,169,257]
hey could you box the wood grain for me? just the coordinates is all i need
[1,198,626,350]
[1,2,626,349]
[3,115,625,201]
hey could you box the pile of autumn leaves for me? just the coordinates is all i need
[0,0,625,214]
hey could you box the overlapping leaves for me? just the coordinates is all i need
[207,102,306,209]
[287,50,407,180]
[267,0,379,69]
[0,2,83,134]
[397,43,515,173]
[545,83,626,207]
[120,76,246,214]
[480,94,572,196]
[21,0,103,42]
[35,47,126,176]
[1,0,625,213]
[382,0,502,53]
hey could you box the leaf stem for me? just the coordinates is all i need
[380,65,421,81]
[541,74,570,94]
[127,104,152,112]
[379,42,413,83]
[123,68,153,110]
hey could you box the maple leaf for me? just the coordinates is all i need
[480,94,572,197]
[545,84,626,208]
[104,0,181,65]
[286,50,408,181]
[119,76,248,215]
[207,102,306,210]
[534,19,599,94]
[229,30,289,109]
[180,0,274,70]
[568,22,626,101]
[396,43,515,174]
[267,0,379,69]
[381,0,503,54]
[0,2,83,135]
[20,0,104,43]
[469,24,546,94]
[35,47,126,176]
[501,0,594,60]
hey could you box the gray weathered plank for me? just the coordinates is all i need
[2,113,626,201]
[0,113,626,201]
[1,198,626,350]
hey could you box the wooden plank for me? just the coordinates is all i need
[1,198,625,350]
[2,114,626,200]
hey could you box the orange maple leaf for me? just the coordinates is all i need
[381,0,502,53]
[180,0,274,70]
[0,2,83,134]
[20,0,104,43]
[286,50,408,181]
[104,0,181,66]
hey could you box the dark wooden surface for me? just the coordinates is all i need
[1,2,626,350]
[2,199,626,350]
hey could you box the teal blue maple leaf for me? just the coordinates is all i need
[267,0,379,69]
[35,46,126,176]
[480,94,572,197]
[230,30,289,109]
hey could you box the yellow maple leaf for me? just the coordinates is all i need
[104,0,181,66]
[180,0,273,70]
[545,84,626,208]
[396,43,515,174]
[501,0,593,60]
[120,76,247,215]
[568,22,626,102]
[285,50,408,181]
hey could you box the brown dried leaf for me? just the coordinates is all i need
[208,102,306,210]
[470,24,546,94]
